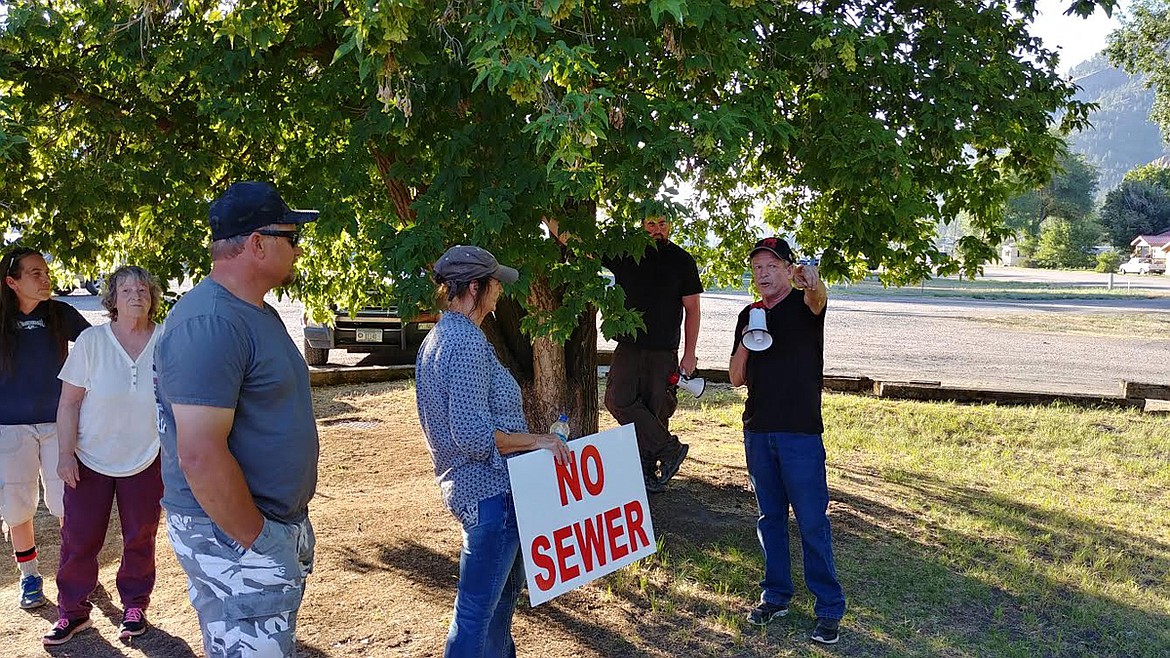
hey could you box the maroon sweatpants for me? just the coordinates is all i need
[604,342,683,476]
[55,457,163,620]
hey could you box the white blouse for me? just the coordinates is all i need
[58,322,163,477]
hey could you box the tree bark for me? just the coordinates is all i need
[484,276,599,438]
[369,143,418,223]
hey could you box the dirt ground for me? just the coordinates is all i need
[0,381,777,658]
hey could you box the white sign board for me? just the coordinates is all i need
[507,424,656,606]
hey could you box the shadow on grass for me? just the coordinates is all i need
[827,466,1169,657]
[365,538,649,656]
[313,380,1167,656]
[370,466,1168,657]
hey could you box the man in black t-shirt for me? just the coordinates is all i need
[729,237,846,645]
[603,214,702,493]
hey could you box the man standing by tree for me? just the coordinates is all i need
[155,182,320,657]
[729,237,845,645]
[604,210,702,493]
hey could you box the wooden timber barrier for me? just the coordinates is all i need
[309,364,415,387]
[309,353,1162,411]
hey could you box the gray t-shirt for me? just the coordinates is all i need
[154,278,318,524]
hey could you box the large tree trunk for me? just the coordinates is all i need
[484,274,599,438]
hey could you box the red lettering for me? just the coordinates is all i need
[552,525,581,581]
[623,500,649,552]
[581,445,605,496]
[555,451,582,506]
[531,535,555,591]
[604,506,629,560]
[572,513,608,573]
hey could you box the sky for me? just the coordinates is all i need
[1030,0,1132,74]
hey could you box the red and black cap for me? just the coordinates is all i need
[749,237,796,264]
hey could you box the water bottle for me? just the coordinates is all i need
[550,413,571,443]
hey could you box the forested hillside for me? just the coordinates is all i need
[1067,54,1170,195]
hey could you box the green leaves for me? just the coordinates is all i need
[0,0,1120,333]
[649,0,687,26]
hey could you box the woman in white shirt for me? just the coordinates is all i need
[43,266,165,646]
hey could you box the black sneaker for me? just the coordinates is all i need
[811,617,840,644]
[119,607,148,639]
[658,443,689,486]
[644,474,666,494]
[43,617,92,645]
[746,601,788,626]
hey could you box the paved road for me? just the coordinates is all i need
[664,291,1170,396]
[61,270,1170,396]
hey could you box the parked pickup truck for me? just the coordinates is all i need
[1117,257,1166,275]
[303,306,438,366]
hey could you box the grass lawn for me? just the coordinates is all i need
[828,277,1170,301]
[711,271,1170,301]
[614,386,1170,657]
[969,312,1170,340]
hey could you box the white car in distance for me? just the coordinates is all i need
[1117,257,1166,275]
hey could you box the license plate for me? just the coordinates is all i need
[355,328,383,343]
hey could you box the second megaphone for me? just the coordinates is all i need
[742,306,772,351]
[668,369,706,398]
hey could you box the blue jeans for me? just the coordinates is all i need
[446,492,523,658]
[744,431,846,620]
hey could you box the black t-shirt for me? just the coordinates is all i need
[731,293,825,434]
[604,240,703,350]
[0,299,90,425]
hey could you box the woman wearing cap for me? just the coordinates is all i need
[415,245,570,657]
[44,266,165,645]
[0,248,90,611]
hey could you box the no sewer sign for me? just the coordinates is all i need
[507,424,657,606]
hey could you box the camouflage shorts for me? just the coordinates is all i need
[166,513,315,658]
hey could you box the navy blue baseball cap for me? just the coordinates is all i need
[209,182,319,241]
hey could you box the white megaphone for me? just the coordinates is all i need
[677,371,706,398]
[742,307,773,352]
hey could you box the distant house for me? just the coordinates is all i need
[999,240,1022,266]
[1130,229,1170,272]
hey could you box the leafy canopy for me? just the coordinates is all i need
[1124,159,1170,191]
[1098,178,1170,250]
[1005,150,1099,239]
[0,0,1115,342]
[1032,215,1100,269]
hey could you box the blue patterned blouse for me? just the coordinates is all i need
[415,311,528,525]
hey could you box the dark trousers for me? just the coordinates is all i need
[604,343,682,476]
[56,457,163,620]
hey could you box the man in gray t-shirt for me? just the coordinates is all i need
[154,181,320,656]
